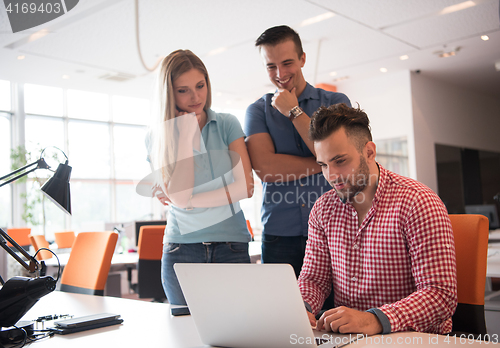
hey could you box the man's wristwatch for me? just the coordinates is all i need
[288,106,303,121]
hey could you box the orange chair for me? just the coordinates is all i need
[135,225,166,301]
[449,214,489,336]
[6,228,31,250]
[60,231,118,296]
[246,220,254,241]
[29,234,53,260]
[54,231,75,249]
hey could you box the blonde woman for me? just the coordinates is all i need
[149,49,253,305]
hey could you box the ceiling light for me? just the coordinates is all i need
[27,29,50,43]
[62,75,70,79]
[438,1,476,15]
[17,55,25,60]
[299,12,335,27]
[481,35,490,41]
[329,71,338,77]
[216,92,222,97]
[380,68,388,73]
[434,46,461,58]
[207,47,227,56]
[495,61,500,72]
[439,52,456,58]
[332,76,349,82]
[399,55,409,60]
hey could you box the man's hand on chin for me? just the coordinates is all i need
[316,306,383,336]
[271,87,298,116]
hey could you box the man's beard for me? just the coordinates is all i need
[331,156,370,203]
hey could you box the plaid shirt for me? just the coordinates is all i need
[298,165,457,334]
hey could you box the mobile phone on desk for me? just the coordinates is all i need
[171,306,190,316]
[54,313,120,328]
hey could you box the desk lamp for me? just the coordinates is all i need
[0,147,71,327]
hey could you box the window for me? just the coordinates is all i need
[25,84,63,116]
[113,125,150,180]
[68,121,111,179]
[25,116,65,171]
[18,82,154,236]
[112,95,151,125]
[0,113,11,227]
[376,137,409,177]
[68,89,109,121]
[0,80,11,111]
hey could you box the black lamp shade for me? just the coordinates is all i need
[41,162,72,215]
[0,276,56,327]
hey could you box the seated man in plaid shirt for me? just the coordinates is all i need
[298,103,457,335]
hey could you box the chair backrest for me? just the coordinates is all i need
[54,231,75,249]
[60,231,118,296]
[137,225,165,260]
[449,214,489,336]
[29,234,53,260]
[6,228,31,248]
[136,225,166,301]
[246,220,254,240]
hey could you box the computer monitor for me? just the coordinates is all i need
[464,204,500,230]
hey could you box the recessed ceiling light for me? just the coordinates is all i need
[332,76,349,82]
[399,55,409,61]
[481,35,490,41]
[438,1,476,15]
[300,12,335,27]
[440,52,456,58]
[17,55,25,60]
[329,71,338,77]
[207,47,227,56]
[380,68,388,73]
[62,75,70,79]
[434,46,461,58]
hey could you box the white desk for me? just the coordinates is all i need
[43,252,139,271]
[20,291,497,348]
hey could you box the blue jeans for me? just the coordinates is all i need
[161,242,250,305]
[261,234,307,277]
[261,234,335,310]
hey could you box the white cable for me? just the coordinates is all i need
[135,0,163,72]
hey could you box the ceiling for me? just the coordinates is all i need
[1,0,499,111]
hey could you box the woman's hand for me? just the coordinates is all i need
[175,110,199,141]
[152,185,172,206]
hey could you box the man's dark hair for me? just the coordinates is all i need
[255,25,304,58]
[309,103,372,152]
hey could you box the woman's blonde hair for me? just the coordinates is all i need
[150,49,212,187]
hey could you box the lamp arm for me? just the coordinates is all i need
[0,158,50,188]
[0,227,39,273]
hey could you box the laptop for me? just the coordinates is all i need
[174,263,348,348]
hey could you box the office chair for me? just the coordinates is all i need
[134,225,166,302]
[6,228,31,251]
[246,220,254,241]
[449,214,489,337]
[29,234,53,260]
[54,231,75,249]
[60,231,118,296]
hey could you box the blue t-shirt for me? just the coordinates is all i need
[164,109,251,244]
[244,83,351,237]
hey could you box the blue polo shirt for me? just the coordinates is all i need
[244,83,351,237]
[164,109,251,244]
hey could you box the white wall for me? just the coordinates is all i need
[411,73,500,192]
[338,70,416,179]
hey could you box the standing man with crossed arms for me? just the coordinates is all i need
[244,25,351,286]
